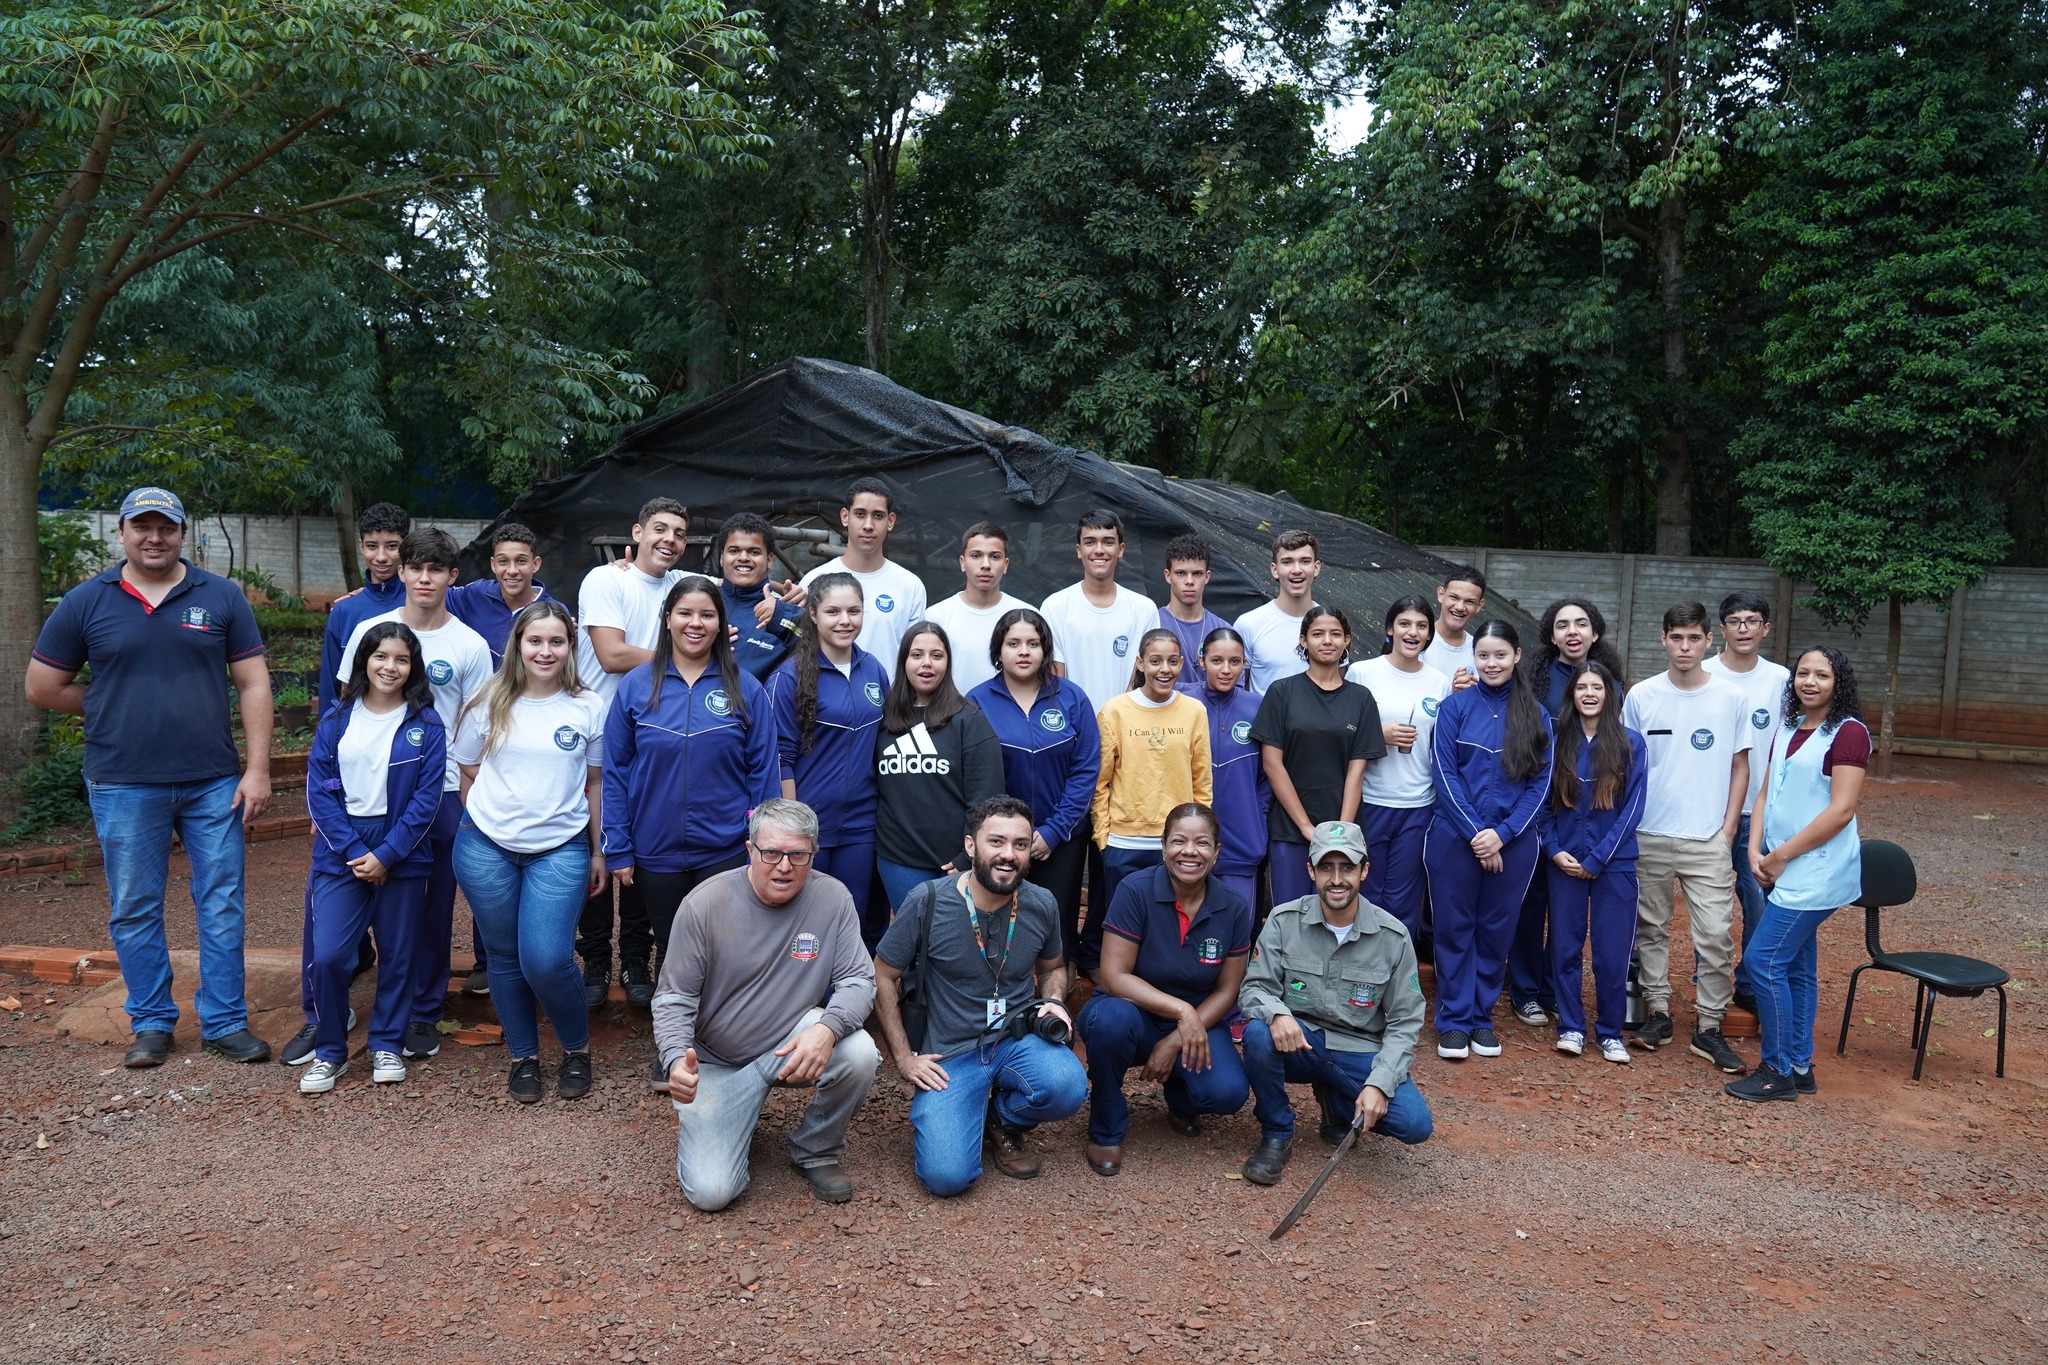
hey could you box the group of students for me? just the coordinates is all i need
[289,487,1867,1122]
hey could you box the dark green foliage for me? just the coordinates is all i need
[37,513,107,600]
[1,720,90,844]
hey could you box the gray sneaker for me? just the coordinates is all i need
[299,1059,345,1094]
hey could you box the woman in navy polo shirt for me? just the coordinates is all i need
[767,573,888,944]
[967,608,1102,963]
[603,577,778,976]
[1196,628,1269,913]
[1074,803,1252,1176]
[299,622,447,1093]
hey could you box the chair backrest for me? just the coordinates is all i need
[1857,839,1916,909]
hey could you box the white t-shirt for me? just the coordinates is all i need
[574,561,683,705]
[1703,652,1790,815]
[800,556,927,679]
[921,591,1045,694]
[336,611,492,791]
[1039,582,1161,713]
[1232,599,1313,694]
[1421,632,1475,682]
[449,688,608,854]
[1347,656,1453,810]
[337,700,408,817]
[1620,671,1754,841]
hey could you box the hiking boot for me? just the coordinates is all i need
[984,1099,1041,1179]
[790,1159,854,1203]
[1242,1136,1293,1186]
[1690,1027,1748,1076]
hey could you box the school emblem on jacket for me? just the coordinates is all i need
[864,681,883,706]
[875,594,895,613]
[1196,937,1222,965]
[1421,696,1440,717]
[428,659,455,686]
[1231,720,1252,746]
[1690,728,1715,750]
[706,689,732,716]
[1346,980,1381,1009]
[789,932,822,961]
[178,606,216,631]
[404,725,425,748]
[1112,634,1131,657]
[1751,708,1771,730]
[553,725,583,751]
[1039,708,1067,732]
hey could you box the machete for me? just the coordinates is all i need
[1268,1115,1365,1240]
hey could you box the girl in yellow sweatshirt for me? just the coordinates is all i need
[1083,628,1213,970]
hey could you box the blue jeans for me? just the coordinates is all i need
[1240,1019,1433,1144]
[1732,812,1766,994]
[453,821,591,1058]
[877,856,946,920]
[1076,994,1247,1145]
[87,774,249,1039]
[1746,898,1834,1076]
[909,1035,1087,1197]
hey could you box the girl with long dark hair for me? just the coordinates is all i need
[298,623,448,1093]
[767,572,888,942]
[1085,628,1212,971]
[1538,662,1646,1064]
[450,601,609,1103]
[1347,595,1452,940]
[1425,620,1553,1062]
[1725,646,1868,1102]
[1196,628,1269,910]
[1251,605,1386,908]
[603,577,779,983]
[874,621,1005,913]
[967,609,1102,963]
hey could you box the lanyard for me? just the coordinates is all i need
[959,877,1018,988]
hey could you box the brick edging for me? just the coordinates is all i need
[0,813,312,876]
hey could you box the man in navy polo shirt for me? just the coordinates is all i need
[26,487,275,1068]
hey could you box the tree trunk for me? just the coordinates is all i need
[333,483,361,593]
[1653,188,1692,556]
[860,154,894,374]
[0,409,51,814]
[1878,592,1901,779]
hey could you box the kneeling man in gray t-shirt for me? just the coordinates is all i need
[653,798,879,1210]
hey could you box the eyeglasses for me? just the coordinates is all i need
[750,844,815,868]
[1723,616,1767,629]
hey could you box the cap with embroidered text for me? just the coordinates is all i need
[119,487,186,525]
[1307,820,1367,866]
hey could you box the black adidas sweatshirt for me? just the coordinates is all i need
[873,702,1007,870]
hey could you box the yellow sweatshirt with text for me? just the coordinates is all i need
[1091,691,1213,847]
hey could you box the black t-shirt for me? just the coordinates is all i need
[877,875,1062,1060]
[1249,672,1386,843]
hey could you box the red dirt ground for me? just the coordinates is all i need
[1,754,2042,1363]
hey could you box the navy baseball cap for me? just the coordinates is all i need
[119,486,186,524]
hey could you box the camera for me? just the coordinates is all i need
[1001,998,1071,1047]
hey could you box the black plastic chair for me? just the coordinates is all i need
[1836,839,2008,1080]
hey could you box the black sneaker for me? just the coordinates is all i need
[1242,1136,1293,1186]
[123,1031,173,1068]
[1629,1012,1674,1051]
[1469,1028,1503,1057]
[558,1051,593,1100]
[1724,1064,1797,1102]
[401,1021,440,1059]
[279,1021,319,1066]
[1690,1027,1748,1076]
[1436,1029,1471,1060]
[620,959,655,1007]
[202,1028,273,1063]
[462,967,490,997]
[1791,1067,1816,1095]
[1731,990,1759,1016]
[582,962,611,1011]
[508,1056,544,1104]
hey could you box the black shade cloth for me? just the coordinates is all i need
[462,357,1536,641]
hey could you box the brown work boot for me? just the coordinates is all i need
[985,1097,1042,1179]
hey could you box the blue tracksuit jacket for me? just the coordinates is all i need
[768,646,887,842]
[1201,683,1271,875]
[318,577,407,713]
[306,699,447,877]
[722,581,806,679]
[1430,680,1555,845]
[967,674,1102,852]
[1538,726,1648,877]
[601,661,779,873]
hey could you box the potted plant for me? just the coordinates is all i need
[274,684,312,731]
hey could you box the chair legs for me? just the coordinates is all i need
[1996,986,2008,1079]
[1836,962,1872,1056]
[1910,981,1929,1049]
[1911,985,1937,1082]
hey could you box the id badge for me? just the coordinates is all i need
[986,996,1007,1029]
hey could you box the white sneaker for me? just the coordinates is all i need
[299,1059,345,1094]
[371,1051,406,1084]
[1515,1001,1550,1026]
[1555,1030,1585,1056]
[1599,1037,1632,1065]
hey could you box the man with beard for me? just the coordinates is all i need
[873,795,1086,1196]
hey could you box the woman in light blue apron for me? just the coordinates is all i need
[1725,645,1869,1102]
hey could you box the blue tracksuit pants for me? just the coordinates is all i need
[306,817,426,1063]
[1424,820,1540,1034]
[1508,868,1557,1011]
[1362,804,1430,939]
[407,789,464,1026]
[1546,863,1637,1041]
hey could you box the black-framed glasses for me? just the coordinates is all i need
[750,843,815,868]
[1723,615,1767,629]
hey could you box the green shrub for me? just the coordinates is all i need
[254,604,325,633]
[40,512,109,599]
[2,718,92,844]
[229,566,307,612]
